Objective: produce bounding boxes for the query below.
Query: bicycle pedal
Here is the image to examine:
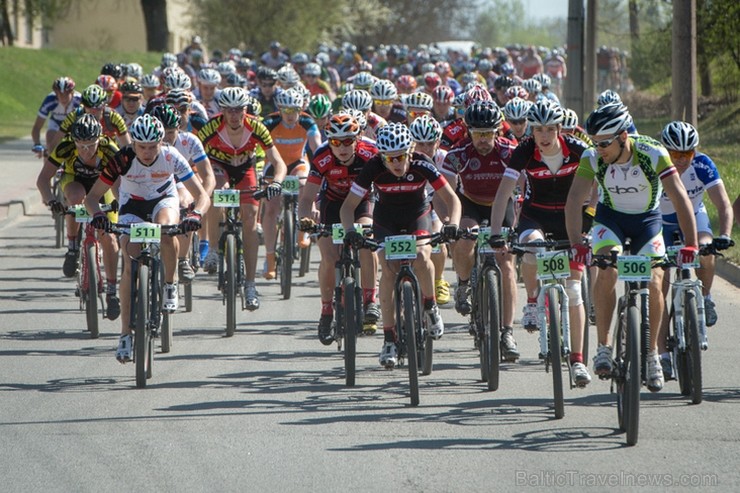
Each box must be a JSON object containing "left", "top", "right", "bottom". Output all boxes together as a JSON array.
[{"left": 361, "top": 323, "right": 377, "bottom": 336}]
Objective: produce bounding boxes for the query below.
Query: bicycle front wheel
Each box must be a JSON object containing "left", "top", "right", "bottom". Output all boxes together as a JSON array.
[
  {"left": 85, "top": 243, "right": 100, "bottom": 339},
  {"left": 401, "top": 281, "right": 420, "bottom": 406},
  {"left": 298, "top": 240, "right": 311, "bottom": 277},
  {"left": 225, "top": 234, "right": 237, "bottom": 337},
  {"left": 280, "top": 208, "right": 294, "bottom": 300},
  {"left": 135, "top": 264, "right": 151, "bottom": 389},
  {"left": 684, "top": 291, "right": 703, "bottom": 404},
  {"left": 581, "top": 270, "right": 591, "bottom": 362},
  {"left": 547, "top": 289, "right": 564, "bottom": 419},
  {"left": 343, "top": 277, "right": 357, "bottom": 387},
  {"left": 483, "top": 270, "right": 501, "bottom": 391},
  {"left": 619, "top": 304, "right": 641, "bottom": 446}
]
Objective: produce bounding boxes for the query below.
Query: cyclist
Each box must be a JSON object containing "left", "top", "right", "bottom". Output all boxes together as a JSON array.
[
  {"left": 370, "top": 79, "right": 406, "bottom": 124},
  {"left": 440, "top": 84, "right": 492, "bottom": 151},
  {"left": 198, "top": 87, "right": 287, "bottom": 310},
  {"left": 298, "top": 114, "right": 381, "bottom": 343},
  {"left": 195, "top": 68, "right": 223, "bottom": 118},
  {"left": 301, "top": 62, "right": 336, "bottom": 100},
  {"left": 503, "top": 97, "right": 532, "bottom": 142},
  {"left": 261, "top": 88, "right": 322, "bottom": 279},
  {"left": 657, "top": 121, "right": 733, "bottom": 340},
  {"left": 431, "top": 85, "right": 456, "bottom": 126},
  {"left": 35, "top": 114, "right": 122, "bottom": 319},
  {"left": 409, "top": 114, "right": 451, "bottom": 305},
  {"left": 564, "top": 103, "right": 698, "bottom": 392},
  {"left": 489, "top": 100, "right": 592, "bottom": 384},
  {"left": 306, "top": 94, "right": 332, "bottom": 141},
  {"left": 140, "top": 74, "right": 162, "bottom": 103},
  {"left": 85, "top": 114, "right": 210, "bottom": 362},
  {"left": 342, "top": 89, "right": 387, "bottom": 140},
  {"left": 340, "top": 122, "right": 461, "bottom": 368},
  {"left": 443, "top": 101, "right": 520, "bottom": 361},
  {"left": 560, "top": 108, "right": 592, "bottom": 146},
  {"left": 250, "top": 66, "right": 283, "bottom": 118},
  {"left": 116, "top": 81, "right": 145, "bottom": 128},
  {"left": 403, "top": 92, "right": 433, "bottom": 124},
  {"left": 60, "top": 84, "right": 131, "bottom": 148},
  {"left": 31, "top": 77, "right": 81, "bottom": 158}
]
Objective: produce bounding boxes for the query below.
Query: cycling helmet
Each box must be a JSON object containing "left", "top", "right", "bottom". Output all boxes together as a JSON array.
[
  {"left": 532, "top": 73, "right": 551, "bottom": 88},
  {"left": 245, "top": 96, "right": 262, "bottom": 116},
  {"left": 380, "top": 66, "right": 399, "bottom": 80},
  {"left": 463, "top": 84, "right": 493, "bottom": 108},
  {"left": 500, "top": 63, "right": 516, "bottom": 77},
  {"left": 81, "top": 84, "right": 107, "bottom": 108},
  {"left": 101, "top": 63, "right": 124, "bottom": 80},
  {"left": 396, "top": 75, "right": 417, "bottom": 92},
  {"left": 303, "top": 62, "right": 321, "bottom": 76},
  {"left": 198, "top": 68, "right": 222, "bottom": 85},
  {"left": 404, "top": 91, "right": 433, "bottom": 111},
  {"left": 522, "top": 78, "right": 542, "bottom": 95},
  {"left": 165, "top": 89, "right": 192, "bottom": 107},
  {"left": 160, "top": 52, "right": 178, "bottom": 68},
  {"left": 342, "top": 89, "right": 373, "bottom": 112},
  {"left": 325, "top": 113, "right": 360, "bottom": 138},
  {"left": 432, "top": 85, "right": 455, "bottom": 104},
  {"left": 218, "top": 86, "right": 249, "bottom": 108},
  {"left": 53, "top": 76, "right": 76, "bottom": 93},
  {"left": 277, "top": 65, "right": 300, "bottom": 87},
  {"left": 561, "top": 108, "right": 579, "bottom": 130},
  {"left": 120, "top": 81, "right": 143, "bottom": 94},
  {"left": 584, "top": 103, "right": 633, "bottom": 136},
  {"left": 95, "top": 74, "right": 118, "bottom": 93},
  {"left": 275, "top": 88, "right": 304, "bottom": 109},
  {"left": 478, "top": 59, "right": 493, "bottom": 73},
  {"left": 70, "top": 113, "right": 102, "bottom": 141},
  {"left": 307, "top": 94, "right": 332, "bottom": 119},
  {"left": 527, "top": 99, "right": 564, "bottom": 126},
  {"left": 216, "top": 61, "right": 237, "bottom": 75},
  {"left": 151, "top": 103, "right": 182, "bottom": 129},
  {"left": 505, "top": 85, "right": 529, "bottom": 100},
  {"left": 291, "top": 52, "right": 309, "bottom": 65},
  {"left": 435, "top": 61, "right": 451, "bottom": 75},
  {"left": 375, "top": 122, "right": 413, "bottom": 153},
  {"left": 420, "top": 62, "right": 436, "bottom": 75},
  {"left": 493, "top": 75, "right": 515, "bottom": 90},
  {"left": 164, "top": 71, "right": 192, "bottom": 90},
  {"left": 224, "top": 72, "right": 247, "bottom": 87},
  {"left": 130, "top": 114, "right": 164, "bottom": 142},
  {"left": 256, "top": 66, "right": 278, "bottom": 82},
  {"left": 227, "top": 47, "right": 242, "bottom": 60},
  {"left": 596, "top": 89, "right": 622, "bottom": 106},
  {"left": 352, "top": 72, "right": 375, "bottom": 91},
  {"left": 409, "top": 114, "right": 442, "bottom": 143},
  {"left": 125, "top": 63, "right": 143, "bottom": 80},
  {"left": 370, "top": 79, "right": 398, "bottom": 101},
  {"left": 339, "top": 108, "right": 367, "bottom": 130},
  {"left": 423, "top": 72, "right": 441, "bottom": 91},
  {"left": 503, "top": 97, "right": 533, "bottom": 121},
  {"left": 661, "top": 121, "right": 699, "bottom": 151},
  {"left": 140, "top": 74, "right": 160, "bottom": 89},
  {"left": 452, "top": 93, "right": 466, "bottom": 110},
  {"left": 465, "top": 100, "right": 504, "bottom": 129}
]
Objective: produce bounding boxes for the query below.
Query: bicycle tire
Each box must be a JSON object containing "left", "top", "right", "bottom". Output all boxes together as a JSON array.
[
  {"left": 483, "top": 270, "right": 501, "bottom": 391},
  {"left": 280, "top": 207, "right": 294, "bottom": 300},
  {"left": 225, "top": 234, "right": 237, "bottom": 337},
  {"left": 343, "top": 277, "right": 357, "bottom": 387},
  {"left": 85, "top": 242, "right": 100, "bottom": 339},
  {"left": 674, "top": 304, "right": 690, "bottom": 395},
  {"left": 684, "top": 291, "right": 703, "bottom": 404},
  {"left": 547, "top": 289, "right": 564, "bottom": 419},
  {"left": 580, "top": 270, "right": 590, "bottom": 363},
  {"left": 161, "top": 309, "right": 173, "bottom": 353},
  {"left": 623, "top": 304, "right": 641, "bottom": 446},
  {"left": 421, "top": 330, "right": 433, "bottom": 376},
  {"left": 401, "top": 281, "right": 420, "bottom": 406},
  {"left": 298, "top": 240, "right": 311, "bottom": 277},
  {"left": 184, "top": 282, "right": 193, "bottom": 313},
  {"left": 135, "top": 263, "right": 150, "bottom": 389},
  {"left": 54, "top": 182, "right": 64, "bottom": 248}
]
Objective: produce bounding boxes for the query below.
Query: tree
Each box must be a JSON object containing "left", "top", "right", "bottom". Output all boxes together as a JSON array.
[
  {"left": 471, "top": 0, "right": 566, "bottom": 49},
  {"left": 141, "top": 0, "right": 169, "bottom": 52},
  {"left": 0, "top": 0, "right": 12, "bottom": 46}
]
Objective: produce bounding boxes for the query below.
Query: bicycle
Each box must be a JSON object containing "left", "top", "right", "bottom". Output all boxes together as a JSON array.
[
  {"left": 592, "top": 248, "right": 663, "bottom": 446},
  {"left": 110, "top": 222, "right": 182, "bottom": 388},
  {"left": 52, "top": 169, "right": 65, "bottom": 249},
  {"left": 458, "top": 224, "right": 504, "bottom": 392},
  {"left": 182, "top": 230, "right": 200, "bottom": 313},
  {"left": 362, "top": 231, "right": 448, "bottom": 406},
  {"left": 664, "top": 239, "right": 734, "bottom": 404},
  {"left": 511, "top": 237, "right": 577, "bottom": 419},
  {"left": 212, "top": 186, "right": 266, "bottom": 337},
  {"left": 275, "top": 175, "right": 301, "bottom": 300}
]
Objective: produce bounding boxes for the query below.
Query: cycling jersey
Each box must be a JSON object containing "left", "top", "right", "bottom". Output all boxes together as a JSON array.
[
  {"left": 659, "top": 152, "right": 722, "bottom": 222},
  {"left": 116, "top": 106, "right": 145, "bottom": 128},
  {"left": 37, "top": 91, "right": 82, "bottom": 131},
  {"left": 172, "top": 131, "right": 208, "bottom": 167},
  {"left": 577, "top": 135, "right": 676, "bottom": 214},
  {"left": 48, "top": 135, "right": 119, "bottom": 188},
  {"left": 249, "top": 87, "right": 283, "bottom": 117},
  {"left": 198, "top": 114, "right": 272, "bottom": 169},
  {"left": 308, "top": 140, "right": 378, "bottom": 202},
  {"left": 440, "top": 119, "right": 467, "bottom": 150},
  {"left": 442, "top": 137, "right": 516, "bottom": 206},
  {"left": 60, "top": 107, "right": 128, "bottom": 139},
  {"left": 262, "top": 112, "right": 318, "bottom": 165}
]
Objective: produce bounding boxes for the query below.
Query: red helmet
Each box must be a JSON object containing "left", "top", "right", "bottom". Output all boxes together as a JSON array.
[{"left": 395, "top": 75, "right": 417, "bottom": 92}]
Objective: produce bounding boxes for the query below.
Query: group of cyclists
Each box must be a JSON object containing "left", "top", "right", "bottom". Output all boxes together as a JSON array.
[{"left": 32, "top": 38, "right": 734, "bottom": 394}]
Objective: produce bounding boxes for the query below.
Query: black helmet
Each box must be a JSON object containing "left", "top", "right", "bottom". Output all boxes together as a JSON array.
[
  {"left": 464, "top": 100, "right": 503, "bottom": 129},
  {"left": 585, "top": 103, "right": 633, "bottom": 136},
  {"left": 493, "top": 75, "right": 515, "bottom": 90},
  {"left": 151, "top": 103, "right": 182, "bottom": 130},
  {"left": 256, "top": 66, "right": 277, "bottom": 82},
  {"left": 101, "top": 62, "right": 124, "bottom": 80},
  {"left": 71, "top": 113, "right": 102, "bottom": 141},
  {"left": 120, "top": 81, "right": 142, "bottom": 95}
]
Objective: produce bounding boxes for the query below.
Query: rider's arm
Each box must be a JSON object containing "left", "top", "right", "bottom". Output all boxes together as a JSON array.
[
  {"left": 35, "top": 160, "right": 59, "bottom": 204},
  {"left": 182, "top": 174, "right": 210, "bottom": 215},
  {"left": 434, "top": 181, "right": 461, "bottom": 227},
  {"left": 195, "top": 156, "right": 216, "bottom": 196},
  {"left": 565, "top": 175, "right": 594, "bottom": 246},
  {"left": 31, "top": 115, "right": 47, "bottom": 155},
  {"left": 84, "top": 178, "right": 110, "bottom": 217},
  {"left": 706, "top": 182, "right": 734, "bottom": 237},
  {"left": 298, "top": 180, "right": 321, "bottom": 219},
  {"left": 339, "top": 189, "right": 364, "bottom": 232},
  {"left": 489, "top": 175, "right": 518, "bottom": 233},
  {"left": 265, "top": 146, "right": 287, "bottom": 183},
  {"left": 662, "top": 172, "right": 698, "bottom": 248},
  {"left": 117, "top": 131, "right": 132, "bottom": 147}
]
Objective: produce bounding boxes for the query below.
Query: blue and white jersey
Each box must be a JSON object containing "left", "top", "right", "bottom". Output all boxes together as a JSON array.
[
  {"left": 659, "top": 152, "right": 722, "bottom": 223},
  {"left": 37, "top": 91, "right": 82, "bottom": 131}
]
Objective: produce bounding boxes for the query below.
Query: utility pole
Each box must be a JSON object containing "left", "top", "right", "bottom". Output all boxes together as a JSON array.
[
  {"left": 672, "top": 0, "right": 697, "bottom": 125},
  {"left": 584, "top": 0, "right": 597, "bottom": 116},
  {"left": 565, "top": 0, "right": 585, "bottom": 118}
]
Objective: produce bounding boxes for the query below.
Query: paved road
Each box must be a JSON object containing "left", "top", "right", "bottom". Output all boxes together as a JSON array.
[{"left": 1, "top": 209, "right": 739, "bottom": 492}]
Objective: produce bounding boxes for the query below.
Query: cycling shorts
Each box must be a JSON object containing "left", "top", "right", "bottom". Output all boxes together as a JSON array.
[
  {"left": 662, "top": 207, "right": 712, "bottom": 246},
  {"left": 373, "top": 203, "right": 432, "bottom": 243},
  {"left": 262, "top": 159, "right": 309, "bottom": 180},
  {"left": 60, "top": 174, "right": 118, "bottom": 222},
  {"left": 119, "top": 195, "right": 180, "bottom": 226},
  {"left": 591, "top": 205, "right": 665, "bottom": 257},
  {"left": 319, "top": 197, "right": 372, "bottom": 226},
  {"left": 460, "top": 194, "right": 514, "bottom": 227},
  {"left": 213, "top": 163, "right": 259, "bottom": 206}
]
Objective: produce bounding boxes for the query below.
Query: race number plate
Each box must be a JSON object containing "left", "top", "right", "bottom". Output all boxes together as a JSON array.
[
  {"left": 617, "top": 255, "right": 652, "bottom": 281},
  {"left": 72, "top": 204, "right": 91, "bottom": 223},
  {"left": 130, "top": 222, "right": 161, "bottom": 244},
  {"left": 384, "top": 235, "right": 417, "bottom": 260},
  {"left": 332, "top": 223, "right": 363, "bottom": 245},
  {"left": 667, "top": 245, "right": 700, "bottom": 269},
  {"left": 536, "top": 250, "right": 570, "bottom": 280},
  {"left": 281, "top": 175, "right": 300, "bottom": 196},
  {"left": 213, "top": 189, "right": 240, "bottom": 208},
  {"left": 477, "top": 227, "right": 492, "bottom": 254}
]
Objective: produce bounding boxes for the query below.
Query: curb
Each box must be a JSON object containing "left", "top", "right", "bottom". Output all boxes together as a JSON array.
[{"left": 715, "top": 258, "right": 740, "bottom": 289}]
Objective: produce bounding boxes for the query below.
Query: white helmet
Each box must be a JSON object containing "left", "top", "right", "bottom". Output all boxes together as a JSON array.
[
  {"left": 130, "top": 114, "right": 164, "bottom": 143},
  {"left": 409, "top": 114, "right": 442, "bottom": 143},
  {"left": 376, "top": 122, "right": 413, "bottom": 153}
]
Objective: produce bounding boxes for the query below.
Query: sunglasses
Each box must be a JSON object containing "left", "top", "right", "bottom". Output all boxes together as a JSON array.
[
  {"left": 373, "top": 99, "right": 394, "bottom": 106},
  {"left": 408, "top": 110, "right": 429, "bottom": 118},
  {"left": 668, "top": 149, "right": 695, "bottom": 160},
  {"left": 382, "top": 153, "right": 409, "bottom": 164},
  {"left": 470, "top": 130, "right": 495, "bottom": 138},
  {"left": 509, "top": 119, "right": 526, "bottom": 125},
  {"left": 260, "top": 82, "right": 276, "bottom": 88},
  {"left": 75, "top": 141, "right": 99, "bottom": 151},
  {"left": 123, "top": 96, "right": 141, "bottom": 102},
  {"left": 593, "top": 134, "right": 620, "bottom": 149},
  {"left": 223, "top": 107, "right": 245, "bottom": 114},
  {"left": 329, "top": 137, "right": 356, "bottom": 147},
  {"left": 280, "top": 107, "right": 301, "bottom": 114}
]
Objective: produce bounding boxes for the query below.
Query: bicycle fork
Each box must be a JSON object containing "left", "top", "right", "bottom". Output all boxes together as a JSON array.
[
  {"left": 536, "top": 283, "right": 571, "bottom": 361},
  {"left": 672, "top": 279, "right": 707, "bottom": 351}
]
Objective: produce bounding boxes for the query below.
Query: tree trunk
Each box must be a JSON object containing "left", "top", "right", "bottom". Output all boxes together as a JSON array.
[
  {"left": 0, "top": 0, "right": 14, "bottom": 46},
  {"left": 697, "top": 42, "right": 712, "bottom": 97},
  {"left": 140, "top": 0, "right": 169, "bottom": 52},
  {"left": 628, "top": 0, "right": 639, "bottom": 39}
]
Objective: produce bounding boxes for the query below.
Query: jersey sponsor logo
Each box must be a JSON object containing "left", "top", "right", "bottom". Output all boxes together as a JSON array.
[
  {"left": 631, "top": 168, "right": 640, "bottom": 177},
  {"left": 468, "top": 157, "right": 481, "bottom": 171},
  {"left": 378, "top": 183, "right": 424, "bottom": 193},
  {"left": 328, "top": 167, "right": 347, "bottom": 177},
  {"left": 607, "top": 184, "right": 646, "bottom": 195},
  {"left": 596, "top": 227, "right": 608, "bottom": 239},
  {"left": 357, "top": 147, "right": 375, "bottom": 160},
  {"left": 317, "top": 154, "right": 333, "bottom": 167},
  {"left": 685, "top": 185, "right": 703, "bottom": 197}
]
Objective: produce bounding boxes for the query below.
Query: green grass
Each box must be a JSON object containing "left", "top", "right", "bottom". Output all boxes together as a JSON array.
[{"left": 0, "top": 47, "right": 161, "bottom": 141}]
